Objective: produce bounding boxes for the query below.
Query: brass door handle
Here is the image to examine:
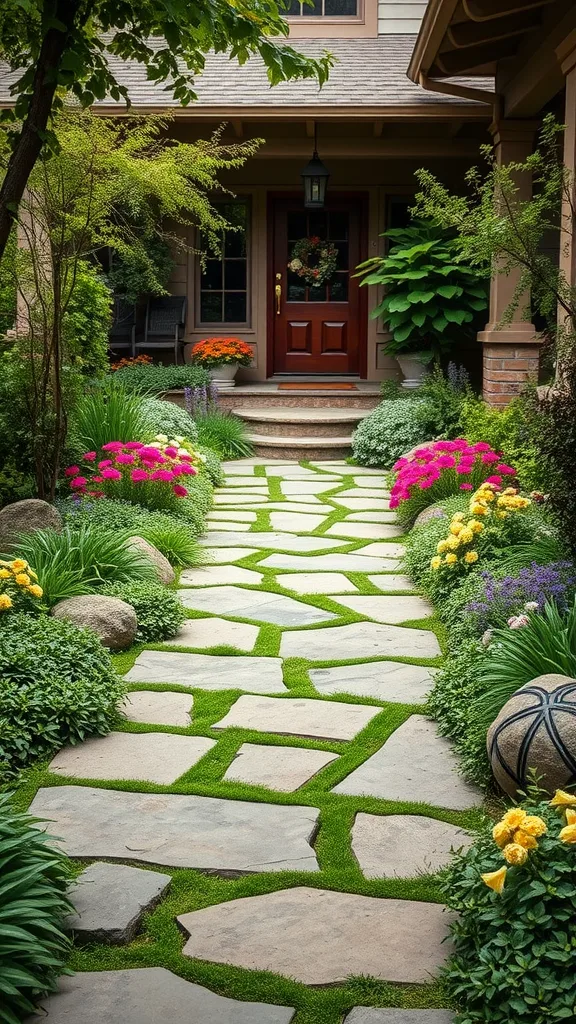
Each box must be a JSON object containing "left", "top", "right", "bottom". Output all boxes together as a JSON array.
[{"left": 275, "top": 274, "right": 282, "bottom": 315}]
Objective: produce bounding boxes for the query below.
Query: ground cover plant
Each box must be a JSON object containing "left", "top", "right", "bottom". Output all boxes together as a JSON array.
[
  {"left": 140, "top": 398, "right": 199, "bottom": 442},
  {"left": 352, "top": 398, "right": 427, "bottom": 468},
  {"left": 102, "top": 581, "right": 186, "bottom": 643},
  {"left": 67, "top": 382, "right": 153, "bottom": 458},
  {"left": 112, "top": 364, "right": 211, "bottom": 395},
  {"left": 60, "top": 497, "right": 204, "bottom": 558}
]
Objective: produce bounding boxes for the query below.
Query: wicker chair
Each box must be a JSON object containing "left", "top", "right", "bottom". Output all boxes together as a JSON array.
[
  {"left": 108, "top": 298, "right": 136, "bottom": 357},
  {"left": 138, "top": 296, "right": 187, "bottom": 364}
]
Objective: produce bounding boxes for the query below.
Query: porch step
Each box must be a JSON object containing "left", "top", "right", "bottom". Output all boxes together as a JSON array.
[
  {"left": 217, "top": 386, "right": 381, "bottom": 412},
  {"left": 247, "top": 433, "right": 355, "bottom": 461},
  {"left": 234, "top": 406, "right": 369, "bottom": 438}
]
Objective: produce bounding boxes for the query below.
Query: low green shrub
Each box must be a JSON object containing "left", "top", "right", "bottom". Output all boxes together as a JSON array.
[
  {"left": 63, "top": 260, "right": 112, "bottom": 378},
  {"left": 111, "top": 364, "right": 210, "bottom": 394},
  {"left": 428, "top": 638, "right": 492, "bottom": 788},
  {"left": 460, "top": 393, "right": 543, "bottom": 492},
  {"left": 195, "top": 444, "right": 223, "bottom": 486},
  {"left": 194, "top": 410, "right": 253, "bottom": 460},
  {"left": 140, "top": 397, "right": 199, "bottom": 442},
  {"left": 177, "top": 473, "right": 215, "bottom": 533},
  {"left": 0, "top": 613, "right": 125, "bottom": 777},
  {"left": 11, "top": 525, "right": 158, "bottom": 606},
  {"left": 102, "top": 581, "right": 186, "bottom": 642},
  {"left": 352, "top": 398, "right": 428, "bottom": 467},
  {"left": 402, "top": 495, "right": 469, "bottom": 602},
  {"left": 0, "top": 792, "right": 73, "bottom": 1023},
  {"left": 414, "top": 363, "right": 471, "bottom": 439},
  {"left": 0, "top": 460, "right": 33, "bottom": 509},
  {"left": 444, "top": 793, "right": 576, "bottom": 1024},
  {"left": 59, "top": 498, "right": 203, "bottom": 558}
]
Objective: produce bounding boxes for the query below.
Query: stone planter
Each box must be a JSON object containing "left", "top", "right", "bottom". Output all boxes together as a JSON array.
[
  {"left": 206, "top": 362, "right": 239, "bottom": 389},
  {"left": 396, "top": 354, "right": 428, "bottom": 390}
]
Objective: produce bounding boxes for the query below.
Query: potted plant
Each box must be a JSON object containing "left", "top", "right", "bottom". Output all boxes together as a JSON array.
[
  {"left": 355, "top": 221, "right": 488, "bottom": 388},
  {"left": 190, "top": 337, "right": 253, "bottom": 389}
]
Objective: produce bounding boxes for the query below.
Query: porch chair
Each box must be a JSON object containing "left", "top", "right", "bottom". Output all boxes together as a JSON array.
[
  {"left": 137, "top": 296, "right": 187, "bottom": 364},
  {"left": 108, "top": 298, "right": 136, "bottom": 358}
]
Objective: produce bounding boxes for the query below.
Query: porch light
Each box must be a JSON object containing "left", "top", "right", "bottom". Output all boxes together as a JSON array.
[{"left": 301, "top": 124, "right": 329, "bottom": 209}]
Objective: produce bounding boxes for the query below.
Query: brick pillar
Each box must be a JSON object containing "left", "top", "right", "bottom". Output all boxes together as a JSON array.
[{"left": 477, "top": 120, "right": 540, "bottom": 406}]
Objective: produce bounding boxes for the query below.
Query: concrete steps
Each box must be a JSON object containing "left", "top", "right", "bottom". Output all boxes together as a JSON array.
[{"left": 233, "top": 406, "right": 370, "bottom": 460}]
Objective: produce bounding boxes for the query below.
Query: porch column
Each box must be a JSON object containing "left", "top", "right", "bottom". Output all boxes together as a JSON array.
[
  {"left": 556, "top": 33, "right": 576, "bottom": 313},
  {"left": 478, "top": 120, "right": 539, "bottom": 407}
]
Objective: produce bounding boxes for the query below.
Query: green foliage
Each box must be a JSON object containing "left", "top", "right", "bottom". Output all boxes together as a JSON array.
[
  {"left": 59, "top": 498, "right": 202, "bottom": 562},
  {"left": 444, "top": 797, "right": 576, "bottom": 1024},
  {"left": 177, "top": 474, "right": 215, "bottom": 534},
  {"left": 112, "top": 363, "right": 210, "bottom": 395},
  {"left": 10, "top": 525, "right": 158, "bottom": 606},
  {"left": 107, "top": 235, "right": 174, "bottom": 305},
  {"left": 194, "top": 410, "right": 253, "bottom": 459},
  {"left": 0, "top": 230, "right": 16, "bottom": 335},
  {"left": 140, "top": 397, "right": 199, "bottom": 442},
  {"left": 0, "top": 792, "right": 73, "bottom": 1023},
  {"left": 67, "top": 381, "right": 152, "bottom": 458},
  {"left": 402, "top": 496, "right": 470, "bottom": 604},
  {"left": 194, "top": 444, "right": 223, "bottom": 486},
  {"left": 531, "top": 359, "right": 576, "bottom": 550},
  {"left": 102, "top": 580, "right": 186, "bottom": 642},
  {"left": 62, "top": 261, "right": 112, "bottom": 378},
  {"left": 352, "top": 399, "right": 428, "bottom": 468},
  {"left": 355, "top": 220, "right": 487, "bottom": 358},
  {"left": 415, "top": 363, "right": 471, "bottom": 439},
  {"left": 0, "top": 613, "right": 124, "bottom": 778},
  {"left": 460, "top": 394, "right": 544, "bottom": 492},
  {"left": 0, "top": 461, "right": 33, "bottom": 509}
]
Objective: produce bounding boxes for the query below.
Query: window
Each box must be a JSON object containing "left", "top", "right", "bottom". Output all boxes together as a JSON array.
[
  {"left": 198, "top": 201, "right": 249, "bottom": 326},
  {"left": 287, "top": 0, "right": 358, "bottom": 16}
]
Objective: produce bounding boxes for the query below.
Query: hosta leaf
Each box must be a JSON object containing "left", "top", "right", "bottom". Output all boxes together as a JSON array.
[{"left": 407, "top": 290, "right": 435, "bottom": 304}]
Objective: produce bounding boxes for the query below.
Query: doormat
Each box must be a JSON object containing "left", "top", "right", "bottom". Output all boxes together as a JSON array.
[{"left": 277, "top": 382, "right": 358, "bottom": 390}]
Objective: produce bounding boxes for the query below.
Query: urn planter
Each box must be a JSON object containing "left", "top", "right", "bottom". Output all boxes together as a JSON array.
[{"left": 206, "top": 362, "right": 239, "bottom": 389}]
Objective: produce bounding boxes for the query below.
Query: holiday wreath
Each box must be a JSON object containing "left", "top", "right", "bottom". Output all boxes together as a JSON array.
[{"left": 288, "top": 236, "right": 338, "bottom": 286}]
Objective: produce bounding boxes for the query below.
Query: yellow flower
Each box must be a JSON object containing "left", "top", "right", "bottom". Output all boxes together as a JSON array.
[
  {"left": 549, "top": 789, "right": 576, "bottom": 807},
  {"left": 559, "top": 823, "right": 576, "bottom": 844},
  {"left": 437, "top": 540, "right": 448, "bottom": 554},
  {"left": 468, "top": 520, "right": 484, "bottom": 534},
  {"left": 11, "top": 559, "right": 27, "bottom": 572},
  {"left": 0, "top": 568, "right": 10, "bottom": 579},
  {"left": 496, "top": 510, "right": 508, "bottom": 519},
  {"left": 513, "top": 830, "right": 538, "bottom": 850},
  {"left": 471, "top": 503, "right": 487, "bottom": 516},
  {"left": 492, "top": 821, "right": 512, "bottom": 849},
  {"left": 28, "top": 584, "right": 43, "bottom": 598},
  {"left": 0, "top": 594, "right": 13, "bottom": 610},
  {"left": 459, "top": 528, "right": 474, "bottom": 544},
  {"left": 446, "top": 535, "right": 460, "bottom": 550},
  {"left": 445, "top": 553, "right": 458, "bottom": 565},
  {"left": 464, "top": 550, "right": 479, "bottom": 564},
  {"left": 15, "top": 573, "right": 30, "bottom": 586},
  {"left": 565, "top": 808, "right": 576, "bottom": 825},
  {"left": 502, "top": 842, "right": 528, "bottom": 865},
  {"left": 481, "top": 866, "right": 507, "bottom": 893},
  {"left": 430, "top": 556, "right": 442, "bottom": 570},
  {"left": 501, "top": 807, "right": 528, "bottom": 829},
  {"left": 452, "top": 513, "right": 465, "bottom": 523},
  {"left": 483, "top": 491, "right": 495, "bottom": 503},
  {"left": 450, "top": 523, "right": 462, "bottom": 536},
  {"left": 521, "top": 815, "right": 547, "bottom": 837}
]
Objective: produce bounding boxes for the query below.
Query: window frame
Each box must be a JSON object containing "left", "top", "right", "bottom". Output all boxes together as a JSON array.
[
  {"left": 286, "top": 0, "right": 362, "bottom": 22},
  {"left": 195, "top": 197, "right": 251, "bottom": 330},
  {"left": 285, "top": 0, "right": 377, "bottom": 36}
]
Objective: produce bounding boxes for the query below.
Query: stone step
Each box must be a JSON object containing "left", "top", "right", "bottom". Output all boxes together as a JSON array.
[
  {"left": 233, "top": 406, "right": 369, "bottom": 438},
  {"left": 248, "top": 433, "right": 355, "bottom": 460},
  {"left": 217, "top": 386, "right": 381, "bottom": 411}
]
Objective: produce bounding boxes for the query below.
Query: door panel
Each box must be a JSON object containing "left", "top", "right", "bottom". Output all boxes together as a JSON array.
[{"left": 272, "top": 198, "right": 365, "bottom": 375}]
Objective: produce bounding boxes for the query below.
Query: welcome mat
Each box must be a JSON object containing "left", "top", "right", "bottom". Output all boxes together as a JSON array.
[{"left": 277, "top": 382, "right": 358, "bottom": 390}]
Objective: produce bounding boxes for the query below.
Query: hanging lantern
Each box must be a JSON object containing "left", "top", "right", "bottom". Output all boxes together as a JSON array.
[{"left": 301, "top": 124, "right": 329, "bottom": 209}]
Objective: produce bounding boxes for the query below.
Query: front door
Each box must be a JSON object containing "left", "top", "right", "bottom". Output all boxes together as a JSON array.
[{"left": 271, "top": 197, "right": 366, "bottom": 375}]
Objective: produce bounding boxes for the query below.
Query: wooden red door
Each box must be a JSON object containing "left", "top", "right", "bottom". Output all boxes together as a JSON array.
[{"left": 271, "top": 197, "right": 366, "bottom": 375}]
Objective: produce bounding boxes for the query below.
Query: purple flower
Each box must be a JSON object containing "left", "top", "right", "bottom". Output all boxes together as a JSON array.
[{"left": 465, "top": 561, "right": 576, "bottom": 634}]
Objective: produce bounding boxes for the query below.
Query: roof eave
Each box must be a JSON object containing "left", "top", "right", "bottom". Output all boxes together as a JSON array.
[{"left": 407, "top": 0, "right": 461, "bottom": 83}]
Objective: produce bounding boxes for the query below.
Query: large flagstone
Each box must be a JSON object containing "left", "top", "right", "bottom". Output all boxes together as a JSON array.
[
  {"left": 368, "top": 574, "right": 415, "bottom": 592},
  {"left": 281, "top": 480, "right": 341, "bottom": 496},
  {"left": 214, "top": 492, "right": 268, "bottom": 505},
  {"left": 347, "top": 511, "right": 398, "bottom": 523},
  {"left": 177, "top": 585, "right": 337, "bottom": 626},
  {"left": 270, "top": 511, "right": 327, "bottom": 533},
  {"left": 202, "top": 520, "right": 252, "bottom": 532},
  {"left": 208, "top": 510, "right": 257, "bottom": 522},
  {"left": 28, "top": 970, "right": 296, "bottom": 1024},
  {"left": 48, "top": 732, "right": 215, "bottom": 785},
  {"left": 326, "top": 522, "right": 403, "bottom": 540},
  {"left": 309, "top": 463, "right": 386, "bottom": 475},
  {"left": 201, "top": 547, "right": 258, "bottom": 563},
  {"left": 29, "top": 787, "right": 320, "bottom": 872},
  {"left": 162, "top": 617, "right": 259, "bottom": 652},
  {"left": 221, "top": 462, "right": 256, "bottom": 475},
  {"left": 279, "top": 571, "right": 358, "bottom": 595},
  {"left": 333, "top": 595, "right": 434, "bottom": 624},
  {"left": 221, "top": 477, "right": 271, "bottom": 488},
  {"left": 261, "top": 552, "right": 401, "bottom": 572},
  {"left": 280, "top": 621, "right": 441, "bottom": 660},
  {"left": 333, "top": 715, "right": 482, "bottom": 809},
  {"left": 357, "top": 542, "right": 406, "bottom": 558},
  {"left": 125, "top": 650, "right": 286, "bottom": 692},
  {"left": 200, "top": 532, "right": 347, "bottom": 552},
  {"left": 351, "top": 813, "right": 472, "bottom": 879},
  {"left": 345, "top": 1011, "right": 454, "bottom": 1023},
  {"left": 309, "top": 662, "right": 434, "bottom": 703},
  {"left": 332, "top": 497, "right": 391, "bottom": 511},
  {"left": 223, "top": 743, "right": 339, "bottom": 791},
  {"left": 341, "top": 488, "right": 391, "bottom": 499},
  {"left": 213, "top": 694, "right": 381, "bottom": 741},
  {"left": 123, "top": 690, "right": 193, "bottom": 727},
  {"left": 66, "top": 862, "right": 170, "bottom": 945},
  {"left": 231, "top": 501, "right": 326, "bottom": 514},
  {"left": 179, "top": 564, "right": 263, "bottom": 586},
  {"left": 177, "top": 887, "right": 453, "bottom": 984}
]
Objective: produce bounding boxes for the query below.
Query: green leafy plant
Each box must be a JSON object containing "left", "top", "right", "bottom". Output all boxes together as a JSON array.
[
  {"left": 0, "top": 792, "right": 73, "bottom": 1024},
  {"left": 102, "top": 581, "right": 186, "bottom": 642},
  {"left": 0, "top": 461, "right": 33, "bottom": 509},
  {"left": 194, "top": 444, "right": 223, "bottom": 486},
  {"left": 415, "top": 363, "right": 471, "bottom": 439},
  {"left": 67, "top": 381, "right": 152, "bottom": 458},
  {"left": 355, "top": 220, "right": 487, "bottom": 359},
  {"left": 194, "top": 410, "right": 253, "bottom": 459},
  {"left": 112, "top": 363, "right": 210, "bottom": 395},
  {"left": 11, "top": 525, "right": 158, "bottom": 606},
  {"left": 140, "top": 398, "right": 199, "bottom": 442},
  {"left": 59, "top": 498, "right": 202, "bottom": 563},
  {"left": 62, "top": 261, "right": 112, "bottom": 378},
  {"left": 460, "top": 393, "right": 544, "bottom": 493},
  {"left": 351, "top": 398, "right": 428, "bottom": 468},
  {"left": 0, "top": 613, "right": 125, "bottom": 777}
]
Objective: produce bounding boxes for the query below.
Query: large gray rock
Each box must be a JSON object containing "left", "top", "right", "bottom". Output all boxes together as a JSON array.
[
  {"left": 51, "top": 594, "right": 137, "bottom": 650},
  {"left": 487, "top": 673, "right": 576, "bottom": 797},
  {"left": 0, "top": 498, "right": 62, "bottom": 549},
  {"left": 414, "top": 506, "right": 447, "bottom": 528},
  {"left": 345, "top": 1012, "right": 454, "bottom": 1023},
  {"left": 128, "top": 535, "right": 175, "bottom": 584},
  {"left": 351, "top": 813, "right": 472, "bottom": 879},
  {"left": 213, "top": 694, "right": 382, "bottom": 742},
  {"left": 48, "top": 731, "right": 215, "bottom": 785},
  {"left": 66, "top": 862, "right": 170, "bottom": 944},
  {"left": 27, "top": 969, "right": 296, "bottom": 1024}
]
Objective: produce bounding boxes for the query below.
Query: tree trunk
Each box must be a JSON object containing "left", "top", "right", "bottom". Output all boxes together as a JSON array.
[{"left": 0, "top": 0, "right": 79, "bottom": 262}]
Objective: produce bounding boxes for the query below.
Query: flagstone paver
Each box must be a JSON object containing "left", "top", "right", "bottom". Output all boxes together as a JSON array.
[
  {"left": 29, "top": 969, "right": 296, "bottom": 1024},
  {"left": 310, "top": 462, "right": 386, "bottom": 475},
  {"left": 29, "top": 787, "right": 321, "bottom": 872},
  {"left": 326, "top": 522, "right": 404, "bottom": 540},
  {"left": 208, "top": 509, "right": 258, "bottom": 522},
  {"left": 279, "top": 571, "right": 359, "bottom": 594},
  {"left": 48, "top": 732, "right": 215, "bottom": 785},
  {"left": 333, "top": 595, "right": 434, "bottom": 624},
  {"left": 221, "top": 462, "right": 257, "bottom": 474},
  {"left": 162, "top": 617, "right": 259, "bottom": 652},
  {"left": 66, "top": 862, "right": 170, "bottom": 944},
  {"left": 345, "top": 1012, "right": 454, "bottom": 1023},
  {"left": 261, "top": 552, "right": 401, "bottom": 572},
  {"left": 368, "top": 573, "right": 415, "bottom": 591},
  {"left": 123, "top": 690, "right": 193, "bottom": 727},
  {"left": 201, "top": 520, "right": 252, "bottom": 531},
  {"left": 341, "top": 488, "right": 392, "bottom": 499},
  {"left": 281, "top": 480, "right": 341, "bottom": 496},
  {"left": 177, "top": 585, "right": 338, "bottom": 626},
  {"left": 239, "top": 500, "right": 327, "bottom": 514},
  {"left": 332, "top": 496, "right": 392, "bottom": 510},
  {"left": 213, "top": 694, "right": 382, "bottom": 741},
  {"left": 347, "top": 511, "right": 398, "bottom": 522},
  {"left": 177, "top": 888, "right": 453, "bottom": 984},
  {"left": 352, "top": 477, "right": 390, "bottom": 489},
  {"left": 201, "top": 532, "right": 347, "bottom": 552},
  {"left": 309, "top": 662, "right": 434, "bottom": 703},
  {"left": 180, "top": 564, "right": 263, "bottom": 586},
  {"left": 333, "top": 716, "right": 482, "bottom": 809},
  {"left": 220, "top": 477, "right": 272, "bottom": 488},
  {"left": 200, "top": 546, "right": 258, "bottom": 563},
  {"left": 280, "top": 621, "right": 441, "bottom": 660},
  {"left": 214, "top": 492, "right": 269, "bottom": 505},
  {"left": 125, "top": 651, "right": 286, "bottom": 692},
  {"left": 357, "top": 542, "right": 406, "bottom": 558},
  {"left": 351, "top": 814, "right": 473, "bottom": 879},
  {"left": 270, "top": 511, "right": 327, "bottom": 532},
  {"left": 223, "top": 743, "right": 339, "bottom": 791}
]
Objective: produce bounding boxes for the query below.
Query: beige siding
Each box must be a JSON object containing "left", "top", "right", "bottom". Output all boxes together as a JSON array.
[{"left": 378, "top": 1, "right": 426, "bottom": 34}]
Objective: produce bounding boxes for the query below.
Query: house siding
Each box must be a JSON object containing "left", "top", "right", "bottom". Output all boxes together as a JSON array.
[{"left": 378, "top": 1, "right": 426, "bottom": 34}]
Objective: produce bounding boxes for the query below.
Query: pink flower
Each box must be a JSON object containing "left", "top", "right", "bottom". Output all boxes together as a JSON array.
[
  {"left": 102, "top": 441, "right": 124, "bottom": 452},
  {"left": 150, "top": 470, "right": 174, "bottom": 482},
  {"left": 164, "top": 446, "right": 178, "bottom": 458},
  {"left": 497, "top": 463, "right": 517, "bottom": 475},
  {"left": 434, "top": 440, "right": 457, "bottom": 452},
  {"left": 180, "top": 464, "right": 197, "bottom": 476},
  {"left": 70, "top": 476, "right": 87, "bottom": 489},
  {"left": 420, "top": 479, "right": 434, "bottom": 489},
  {"left": 92, "top": 475, "right": 103, "bottom": 484},
  {"left": 471, "top": 442, "right": 492, "bottom": 452},
  {"left": 139, "top": 447, "right": 162, "bottom": 460},
  {"left": 83, "top": 451, "right": 97, "bottom": 461},
  {"left": 179, "top": 453, "right": 193, "bottom": 462},
  {"left": 456, "top": 463, "right": 473, "bottom": 475},
  {"left": 173, "top": 484, "right": 188, "bottom": 497},
  {"left": 171, "top": 465, "right": 184, "bottom": 477},
  {"left": 65, "top": 465, "right": 80, "bottom": 477},
  {"left": 485, "top": 475, "right": 503, "bottom": 486},
  {"left": 481, "top": 452, "right": 499, "bottom": 464},
  {"left": 436, "top": 455, "right": 456, "bottom": 469},
  {"left": 98, "top": 459, "right": 113, "bottom": 469},
  {"left": 460, "top": 483, "right": 473, "bottom": 491},
  {"left": 101, "top": 467, "right": 122, "bottom": 481},
  {"left": 131, "top": 469, "right": 149, "bottom": 482},
  {"left": 124, "top": 441, "right": 144, "bottom": 450},
  {"left": 116, "top": 453, "right": 135, "bottom": 465},
  {"left": 393, "top": 458, "right": 409, "bottom": 470}
]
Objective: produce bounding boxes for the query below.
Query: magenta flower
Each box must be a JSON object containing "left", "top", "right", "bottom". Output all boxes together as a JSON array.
[
  {"left": 460, "top": 483, "right": 473, "bottom": 491},
  {"left": 150, "top": 470, "right": 174, "bottom": 482},
  {"left": 164, "top": 446, "right": 178, "bottom": 458},
  {"left": 92, "top": 475, "right": 104, "bottom": 484},
  {"left": 116, "top": 453, "right": 135, "bottom": 465},
  {"left": 101, "top": 467, "right": 122, "bottom": 481},
  {"left": 65, "top": 465, "right": 80, "bottom": 477},
  {"left": 131, "top": 469, "right": 150, "bottom": 482},
  {"left": 70, "top": 476, "right": 87, "bottom": 489},
  {"left": 180, "top": 464, "right": 197, "bottom": 476},
  {"left": 485, "top": 475, "right": 503, "bottom": 486},
  {"left": 98, "top": 459, "right": 113, "bottom": 469},
  {"left": 139, "top": 447, "right": 162, "bottom": 460},
  {"left": 173, "top": 484, "right": 188, "bottom": 497},
  {"left": 497, "top": 463, "right": 517, "bottom": 475},
  {"left": 179, "top": 453, "right": 193, "bottom": 462},
  {"left": 83, "top": 451, "right": 97, "bottom": 461},
  {"left": 102, "top": 441, "right": 124, "bottom": 452},
  {"left": 481, "top": 452, "right": 500, "bottom": 464},
  {"left": 436, "top": 455, "right": 456, "bottom": 469},
  {"left": 124, "top": 441, "right": 144, "bottom": 450},
  {"left": 471, "top": 442, "right": 492, "bottom": 452}
]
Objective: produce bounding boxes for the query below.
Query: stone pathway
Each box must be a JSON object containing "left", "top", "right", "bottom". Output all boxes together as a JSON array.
[{"left": 29, "top": 459, "right": 481, "bottom": 1023}]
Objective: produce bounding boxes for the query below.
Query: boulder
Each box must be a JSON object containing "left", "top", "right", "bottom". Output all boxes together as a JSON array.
[
  {"left": 487, "top": 673, "right": 576, "bottom": 797},
  {"left": 0, "top": 498, "right": 62, "bottom": 549},
  {"left": 414, "top": 506, "right": 447, "bottom": 529},
  {"left": 52, "top": 595, "right": 137, "bottom": 651},
  {"left": 128, "top": 536, "right": 175, "bottom": 585}
]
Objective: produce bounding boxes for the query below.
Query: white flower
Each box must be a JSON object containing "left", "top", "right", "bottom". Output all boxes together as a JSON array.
[
  {"left": 481, "top": 629, "right": 493, "bottom": 648},
  {"left": 174, "top": 435, "right": 184, "bottom": 444},
  {"left": 155, "top": 434, "right": 168, "bottom": 443},
  {"left": 177, "top": 447, "right": 189, "bottom": 456},
  {"left": 508, "top": 614, "right": 530, "bottom": 630},
  {"left": 524, "top": 601, "right": 539, "bottom": 612}
]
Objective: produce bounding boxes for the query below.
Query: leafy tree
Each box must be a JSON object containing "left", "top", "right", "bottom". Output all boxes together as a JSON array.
[{"left": 0, "top": 0, "right": 332, "bottom": 262}]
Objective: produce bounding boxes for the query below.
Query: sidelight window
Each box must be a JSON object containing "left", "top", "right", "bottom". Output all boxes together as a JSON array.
[{"left": 198, "top": 200, "right": 249, "bottom": 326}]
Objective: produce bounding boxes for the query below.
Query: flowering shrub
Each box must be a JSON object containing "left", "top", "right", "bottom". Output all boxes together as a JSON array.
[
  {"left": 0, "top": 558, "right": 43, "bottom": 614},
  {"left": 152, "top": 434, "right": 207, "bottom": 472},
  {"left": 110, "top": 353, "right": 152, "bottom": 371},
  {"left": 465, "top": 561, "right": 576, "bottom": 635},
  {"left": 65, "top": 440, "right": 198, "bottom": 513},
  {"left": 444, "top": 791, "right": 576, "bottom": 1023},
  {"left": 391, "top": 438, "right": 517, "bottom": 526},
  {"left": 351, "top": 399, "right": 428, "bottom": 467},
  {"left": 190, "top": 337, "right": 253, "bottom": 369},
  {"left": 430, "top": 482, "right": 531, "bottom": 576}
]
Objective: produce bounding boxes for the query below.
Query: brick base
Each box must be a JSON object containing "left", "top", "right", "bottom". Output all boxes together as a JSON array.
[{"left": 482, "top": 343, "right": 540, "bottom": 406}]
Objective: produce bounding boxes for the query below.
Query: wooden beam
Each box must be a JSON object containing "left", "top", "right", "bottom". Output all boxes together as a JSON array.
[
  {"left": 373, "top": 120, "right": 383, "bottom": 137},
  {"left": 463, "top": 0, "right": 554, "bottom": 22},
  {"left": 436, "top": 36, "right": 519, "bottom": 74},
  {"left": 231, "top": 120, "right": 243, "bottom": 138},
  {"left": 306, "top": 120, "right": 315, "bottom": 138},
  {"left": 445, "top": 10, "right": 541, "bottom": 50}
]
